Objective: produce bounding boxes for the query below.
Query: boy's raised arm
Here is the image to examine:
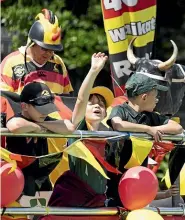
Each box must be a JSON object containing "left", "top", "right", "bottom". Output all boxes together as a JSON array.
[{"left": 72, "top": 52, "right": 108, "bottom": 127}]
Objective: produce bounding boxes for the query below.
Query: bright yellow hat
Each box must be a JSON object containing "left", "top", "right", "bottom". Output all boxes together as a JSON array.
[{"left": 90, "top": 86, "right": 114, "bottom": 108}]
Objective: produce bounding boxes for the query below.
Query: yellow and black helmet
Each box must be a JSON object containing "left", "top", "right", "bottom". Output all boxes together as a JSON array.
[{"left": 28, "top": 9, "right": 63, "bottom": 51}]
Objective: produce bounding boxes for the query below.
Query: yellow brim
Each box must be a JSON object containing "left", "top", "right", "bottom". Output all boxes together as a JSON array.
[{"left": 90, "top": 86, "right": 114, "bottom": 107}]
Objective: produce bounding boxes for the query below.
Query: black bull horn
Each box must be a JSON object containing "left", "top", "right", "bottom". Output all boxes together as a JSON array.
[{"left": 127, "top": 38, "right": 178, "bottom": 71}]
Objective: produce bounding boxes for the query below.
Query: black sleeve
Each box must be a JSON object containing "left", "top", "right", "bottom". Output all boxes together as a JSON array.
[
  {"left": 106, "top": 105, "right": 126, "bottom": 129},
  {"left": 44, "top": 116, "right": 58, "bottom": 122},
  {"left": 6, "top": 113, "right": 23, "bottom": 124},
  {"left": 150, "top": 112, "right": 169, "bottom": 126}
]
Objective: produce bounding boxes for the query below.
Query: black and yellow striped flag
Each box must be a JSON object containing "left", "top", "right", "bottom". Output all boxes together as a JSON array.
[{"left": 101, "top": 0, "right": 156, "bottom": 96}]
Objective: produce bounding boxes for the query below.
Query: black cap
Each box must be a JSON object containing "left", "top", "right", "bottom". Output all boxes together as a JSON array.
[{"left": 20, "top": 82, "right": 58, "bottom": 115}]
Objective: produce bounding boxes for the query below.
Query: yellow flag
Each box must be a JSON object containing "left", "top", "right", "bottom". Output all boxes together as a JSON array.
[
  {"left": 64, "top": 140, "right": 109, "bottom": 179},
  {"left": 163, "top": 163, "right": 185, "bottom": 195},
  {"left": 0, "top": 146, "right": 17, "bottom": 173},
  {"left": 4, "top": 201, "right": 28, "bottom": 219},
  {"left": 102, "top": 106, "right": 112, "bottom": 128},
  {"left": 48, "top": 111, "right": 69, "bottom": 185},
  {"left": 124, "top": 137, "right": 153, "bottom": 169}
]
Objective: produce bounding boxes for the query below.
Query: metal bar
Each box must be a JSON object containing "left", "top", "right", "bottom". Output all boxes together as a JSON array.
[
  {"left": 147, "top": 207, "right": 185, "bottom": 216},
  {"left": 1, "top": 128, "right": 185, "bottom": 141},
  {"left": 0, "top": 207, "right": 118, "bottom": 216},
  {"left": 0, "top": 129, "right": 128, "bottom": 138},
  {"left": 0, "top": 207, "right": 185, "bottom": 216}
]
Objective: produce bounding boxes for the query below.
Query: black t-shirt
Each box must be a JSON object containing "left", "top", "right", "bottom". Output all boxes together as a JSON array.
[
  {"left": 106, "top": 102, "right": 169, "bottom": 169},
  {"left": 105, "top": 103, "right": 169, "bottom": 206},
  {"left": 6, "top": 113, "right": 56, "bottom": 196},
  {"left": 6, "top": 113, "right": 56, "bottom": 155},
  {"left": 107, "top": 102, "right": 169, "bottom": 127}
]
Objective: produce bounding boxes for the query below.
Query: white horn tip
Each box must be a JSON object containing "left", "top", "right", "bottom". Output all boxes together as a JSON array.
[{"left": 170, "top": 40, "right": 178, "bottom": 51}]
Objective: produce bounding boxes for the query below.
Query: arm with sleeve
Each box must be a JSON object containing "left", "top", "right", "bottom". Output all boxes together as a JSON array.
[
  {"left": 1, "top": 57, "right": 15, "bottom": 92},
  {"left": 6, "top": 114, "right": 41, "bottom": 133},
  {"left": 107, "top": 105, "right": 150, "bottom": 133},
  {"left": 107, "top": 105, "right": 126, "bottom": 129},
  {"left": 38, "top": 116, "right": 75, "bottom": 134},
  {"left": 150, "top": 112, "right": 183, "bottom": 134}
]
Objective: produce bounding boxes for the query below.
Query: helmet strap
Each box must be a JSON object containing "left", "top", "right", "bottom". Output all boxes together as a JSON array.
[{"left": 24, "top": 40, "right": 33, "bottom": 78}]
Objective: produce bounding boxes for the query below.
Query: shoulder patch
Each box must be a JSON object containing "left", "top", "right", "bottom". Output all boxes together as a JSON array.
[{"left": 12, "top": 64, "right": 25, "bottom": 79}]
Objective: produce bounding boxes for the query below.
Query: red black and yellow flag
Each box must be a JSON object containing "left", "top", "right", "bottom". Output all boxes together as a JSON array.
[{"left": 101, "top": 0, "right": 156, "bottom": 96}]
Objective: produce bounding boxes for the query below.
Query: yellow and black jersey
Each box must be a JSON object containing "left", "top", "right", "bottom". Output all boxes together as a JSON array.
[{"left": 1, "top": 46, "right": 73, "bottom": 94}]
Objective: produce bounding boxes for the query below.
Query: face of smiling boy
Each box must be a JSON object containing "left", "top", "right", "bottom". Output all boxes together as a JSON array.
[{"left": 85, "top": 94, "right": 107, "bottom": 124}]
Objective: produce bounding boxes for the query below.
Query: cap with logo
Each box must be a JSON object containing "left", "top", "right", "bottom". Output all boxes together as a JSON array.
[
  {"left": 20, "top": 82, "right": 58, "bottom": 114},
  {"left": 125, "top": 73, "right": 168, "bottom": 97}
]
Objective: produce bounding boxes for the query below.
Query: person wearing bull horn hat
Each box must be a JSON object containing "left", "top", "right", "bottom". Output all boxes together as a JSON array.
[
  {"left": 1, "top": 8, "right": 73, "bottom": 95},
  {"left": 106, "top": 72, "right": 183, "bottom": 206}
]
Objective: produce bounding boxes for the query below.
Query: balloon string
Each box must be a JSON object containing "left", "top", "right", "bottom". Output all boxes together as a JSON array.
[
  {"left": 1, "top": 207, "right": 6, "bottom": 216},
  {"left": 150, "top": 206, "right": 161, "bottom": 214}
]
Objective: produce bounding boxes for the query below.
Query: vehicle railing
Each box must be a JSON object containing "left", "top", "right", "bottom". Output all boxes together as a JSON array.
[
  {"left": 0, "top": 206, "right": 185, "bottom": 216},
  {"left": 0, "top": 129, "right": 185, "bottom": 216},
  {"left": 1, "top": 128, "right": 185, "bottom": 141}
]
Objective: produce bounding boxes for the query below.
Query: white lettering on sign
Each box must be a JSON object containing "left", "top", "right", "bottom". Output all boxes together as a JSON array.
[
  {"left": 108, "top": 27, "right": 126, "bottom": 42},
  {"left": 104, "top": 0, "right": 138, "bottom": 11},
  {"left": 113, "top": 60, "right": 132, "bottom": 78},
  {"left": 108, "top": 17, "right": 156, "bottom": 43},
  {"left": 122, "top": 0, "right": 138, "bottom": 7},
  {"left": 113, "top": 52, "right": 152, "bottom": 78}
]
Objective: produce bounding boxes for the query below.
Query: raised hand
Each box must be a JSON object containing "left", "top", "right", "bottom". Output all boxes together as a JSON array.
[
  {"left": 71, "top": 52, "right": 108, "bottom": 127},
  {"left": 91, "top": 52, "right": 108, "bottom": 73}
]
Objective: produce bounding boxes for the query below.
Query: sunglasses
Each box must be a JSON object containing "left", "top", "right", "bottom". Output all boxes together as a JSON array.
[
  {"left": 40, "top": 46, "right": 54, "bottom": 53},
  {"left": 29, "top": 95, "right": 54, "bottom": 106}
]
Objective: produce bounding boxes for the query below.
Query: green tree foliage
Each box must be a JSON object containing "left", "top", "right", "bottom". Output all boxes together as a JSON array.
[{"left": 1, "top": 0, "right": 108, "bottom": 69}]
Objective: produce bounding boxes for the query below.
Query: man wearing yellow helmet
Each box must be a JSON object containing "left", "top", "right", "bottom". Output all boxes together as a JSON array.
[
  {"left": 0, "top": 9, "right": 74, "bottom": 187},
  {"left": 1, "top": 9, "right": 73, "bottom": 95}
]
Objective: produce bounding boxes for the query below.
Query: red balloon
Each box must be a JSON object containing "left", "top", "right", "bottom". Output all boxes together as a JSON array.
[
  {"left": 0, "top": 162, "right": 25, "bottom": 207},
  {"left": 118, "top": 166, "right": 158, "bottom": 210}
]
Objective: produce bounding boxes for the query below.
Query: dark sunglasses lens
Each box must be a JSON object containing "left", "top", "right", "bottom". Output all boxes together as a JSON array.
[{"left": 30, "top": 96, "right": 54, "bottom": 105}]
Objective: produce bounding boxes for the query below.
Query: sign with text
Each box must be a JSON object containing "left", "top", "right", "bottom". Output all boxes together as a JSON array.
[{"left": 101, "top": 0, "right": 157, "bottom": 96}]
